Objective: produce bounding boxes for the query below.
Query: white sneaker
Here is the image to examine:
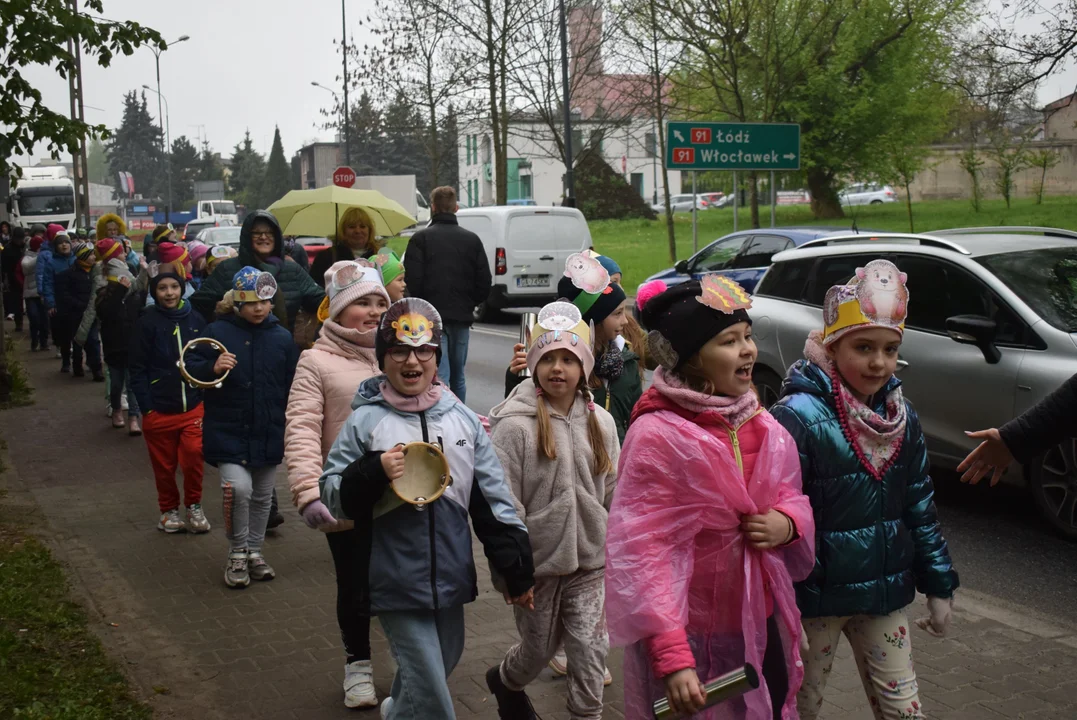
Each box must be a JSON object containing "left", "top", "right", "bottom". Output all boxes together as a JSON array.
[
  {"left": 121, "top": 395, "right": 129, "bottom": 411},
  {"left": 549, "top": 650, "right": 568, "bottom": 676},
  {"left": 380, "top": 697, "right": 393, "bottom": 719},
  {"left": 186, "top": 504, "right": 211, "bottom": 533},
  {"left": 105, "top": 402, "right": 113, "bottom": 418},
  {"left": 344, "top": 660, "right": 378, "bottom": 708},
  {"left": 157, "top": 509, "right": 187, "bottom": 533}
]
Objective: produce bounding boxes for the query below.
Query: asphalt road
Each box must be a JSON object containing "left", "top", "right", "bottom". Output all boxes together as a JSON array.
[{"left": 464, "top": 315, "right": 1077, "bottom": 627}]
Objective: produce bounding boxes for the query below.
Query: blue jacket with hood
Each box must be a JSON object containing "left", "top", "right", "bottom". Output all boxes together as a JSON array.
[
  {"left": 320, "top": 376, "right": 535, "bottom": 613},
  {"left": 39, "top": 249, "right": 76, "bottom": 310},
  {"left": 128, "top": 300, "right": 206, "bottom": 416},
  {"left": 770, "top": 358, "right": 959, "bottom": 619},
  {"left": 184, "top": 310, "right": 299, "bottom": 467},
  {"left": 190, "top": 211, "right": 324, "bottom": 329}
]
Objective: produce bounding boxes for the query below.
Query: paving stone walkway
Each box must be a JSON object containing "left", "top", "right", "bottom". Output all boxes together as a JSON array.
[{"left": 4, "top": 339, "right": 1077, "bottom": 719}]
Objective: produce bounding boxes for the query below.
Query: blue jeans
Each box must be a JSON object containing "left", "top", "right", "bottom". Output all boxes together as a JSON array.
[
  {"left": 76, "top": 323, "right": 102, "bottom": 373},
  {"left": 108, "top": 364, "right": 140, "bottom": 417},
  {"left": 437, "top": 321, "right": 471, "bottom": 402},
  {"left": 25, "top": 297, "right": 48, "bottom": 348},
  {"left": 378, "top": 605, "right": 465, "bottom": 720}
]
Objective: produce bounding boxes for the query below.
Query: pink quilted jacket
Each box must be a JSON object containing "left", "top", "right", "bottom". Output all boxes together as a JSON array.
[{"left": 284, "top": 329, "right": 380, "bottom": 533}]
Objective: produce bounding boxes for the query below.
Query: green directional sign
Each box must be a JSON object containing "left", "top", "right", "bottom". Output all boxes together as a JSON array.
[{"left": 665, "top": 121, "right": 801, "bottom": 171}]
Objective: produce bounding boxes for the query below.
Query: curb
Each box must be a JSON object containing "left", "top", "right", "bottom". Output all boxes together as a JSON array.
[{"left": 944, "top": 589, "right": 1077, "bottom": 645}]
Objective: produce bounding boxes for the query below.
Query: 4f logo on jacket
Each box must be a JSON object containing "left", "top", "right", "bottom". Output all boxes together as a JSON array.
[{"left": 456, "top": 439, "right": 468, "bottom": 447}]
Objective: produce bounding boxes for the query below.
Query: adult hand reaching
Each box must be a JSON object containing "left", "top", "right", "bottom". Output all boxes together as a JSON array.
[{"left": 957, "top": 429, "right": 1013, "bottom": 486}]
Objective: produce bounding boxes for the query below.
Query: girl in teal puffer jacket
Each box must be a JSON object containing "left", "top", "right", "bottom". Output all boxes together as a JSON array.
[{"left": 770, "top": 259, "right": 958, "bottom": 720}]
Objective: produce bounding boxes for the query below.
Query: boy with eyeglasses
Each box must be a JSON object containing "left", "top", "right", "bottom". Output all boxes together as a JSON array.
[{"left": 320, "top": 297, "right": 535, "bottom": 720}]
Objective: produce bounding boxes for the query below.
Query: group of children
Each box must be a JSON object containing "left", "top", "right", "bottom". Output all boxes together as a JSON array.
[{"left": 13, "top": 204, "right": 958, "bottom": 719}]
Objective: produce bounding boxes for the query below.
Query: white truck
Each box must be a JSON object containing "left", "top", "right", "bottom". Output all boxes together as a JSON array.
[
  {"left": 192, "top": 181, "right": 239, "bottom": 224},
  {"left": 352, "top": 175, "right": 430, "bottom": 226},
  {"left": 6, "top": 166, "right": 77, "bottom": 230}
]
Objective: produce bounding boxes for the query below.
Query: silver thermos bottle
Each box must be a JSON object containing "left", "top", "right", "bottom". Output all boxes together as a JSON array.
[
  {"left": 652, "top": 664, "right": 760, "bottom": 719},
  {"left": 518, "top": 312, "right": 537, "bottom": 378}
]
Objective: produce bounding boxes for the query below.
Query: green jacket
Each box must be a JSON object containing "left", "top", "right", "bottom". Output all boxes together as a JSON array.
[
  {"left": 191, "top": 211, "right": 324, "bottom": 328},
  {"left": 505, "top": 343, "right": 643, "bottom": 444}
]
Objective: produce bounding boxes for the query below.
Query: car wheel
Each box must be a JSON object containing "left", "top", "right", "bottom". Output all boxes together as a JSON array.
[
  {"left": 473, "top": 301, "right": 501, "bottom": 323},
  {"left": 870, "top": 199, "right": 884, "bottom": 205},
  {"left": 752, "top": 367, "right": 783, "bottom": 409},
  {"left": 1026, "top": 438, "right": 1077, "bottom": 541}
]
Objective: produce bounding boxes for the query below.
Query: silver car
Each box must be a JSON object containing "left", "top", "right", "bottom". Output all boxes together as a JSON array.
[
  {"left": 651, "top": 194, "right": 710, "bottom": 213},
  {"left": 748, "top": 228, "right": 1077, "bottom": 538}
]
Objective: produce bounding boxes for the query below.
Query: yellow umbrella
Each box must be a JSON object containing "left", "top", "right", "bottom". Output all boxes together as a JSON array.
[{"left": 267, "top": 186, "right": 416, "bottom": 238}]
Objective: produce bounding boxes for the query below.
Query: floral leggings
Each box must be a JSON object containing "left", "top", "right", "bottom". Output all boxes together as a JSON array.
[{"left": 798, "top": 609, "right": 924, "bottom": 720}]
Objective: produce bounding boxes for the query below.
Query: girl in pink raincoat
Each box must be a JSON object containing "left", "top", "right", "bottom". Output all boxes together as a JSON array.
[{"left": 606, "top": 277, "right": 816, "bottom": 720}]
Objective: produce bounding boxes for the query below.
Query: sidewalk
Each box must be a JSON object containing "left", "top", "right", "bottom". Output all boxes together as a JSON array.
[{"left": 4, "top": 338, "right": 1077, "bottom": 719}]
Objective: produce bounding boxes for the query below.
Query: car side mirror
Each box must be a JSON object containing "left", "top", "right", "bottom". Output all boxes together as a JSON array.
[
  {"left": 675, "top": 259, "right": 689, "bottom": 274},
  {"left": 946, "top": 314, "right": 1000, "bottom": 364}
]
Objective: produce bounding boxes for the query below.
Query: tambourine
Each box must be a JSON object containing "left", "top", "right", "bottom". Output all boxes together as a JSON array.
[
  {"left": 177, "top": 337, "right": 231, "bottom": 389},
  {"left": 392, "top": 442, "right": 452, "bottom": 510}
]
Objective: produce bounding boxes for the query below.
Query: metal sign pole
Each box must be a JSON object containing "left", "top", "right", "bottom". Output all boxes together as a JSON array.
[
  {"left": 771, "top": 170, "right": 776, "bottom": 228},
  {"left": 732, "top": 170, "right": 738, "bottom": 232},
  {"left": 692, "top": 170, "right": 698, "bottom": 252}
]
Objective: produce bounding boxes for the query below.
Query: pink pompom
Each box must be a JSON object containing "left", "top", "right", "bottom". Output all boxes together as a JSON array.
[{"left": 636, "top": 279, "right": 668, "bottom": 311}]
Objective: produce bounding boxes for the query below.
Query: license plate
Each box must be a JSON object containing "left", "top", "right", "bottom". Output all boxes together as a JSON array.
[{"left": 516, "top": 275, "right": 550, "bottom": 288}]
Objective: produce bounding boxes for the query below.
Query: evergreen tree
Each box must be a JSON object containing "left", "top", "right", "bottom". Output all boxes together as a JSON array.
[
  {"left": 290, "top": 152, "right": 302, "bottom": 190},
  {"left": 350, "top": 92, "right": 386, "bottom": 175},
  {"left": 260, "top": 127, "right": 292, "bottom": 206},
  {"left": 230, "top": 130, "right": 266, "bottom": 210},
  {"left": 108, "top": 90, "right": 164, "bottom": 199},
  {"left": 197, "top": 140, "right": 224, "bottom": 183},
  {"left": 169, "top": 135, "right": 201, "bottom": 209},
  {"left": 382, "top": 91, "right": 427, "bottom": 187},
  {"left": 437, "top": 104, "right": 460, "bottom": 192},
  {"left": 87, "top": 138, "right": 111, "bottom": 185}
]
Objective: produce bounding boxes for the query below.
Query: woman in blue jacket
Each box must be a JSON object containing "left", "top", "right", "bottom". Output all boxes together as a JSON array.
[
  {"left": 770, "top": 259, "right": 958, "bottom": 720},
  {"left": 185, "top": 267, "right": 299, "bottom": 589},
  {"left": 40, "top": 232, "right": 76, "bottom": 371}
]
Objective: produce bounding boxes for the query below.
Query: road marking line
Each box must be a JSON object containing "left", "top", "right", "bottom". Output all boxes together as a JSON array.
[{"left": 472, "top": 326, "right": 518, "bottom": 339}]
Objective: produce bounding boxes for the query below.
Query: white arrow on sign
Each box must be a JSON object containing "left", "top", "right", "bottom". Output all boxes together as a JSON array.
[
  {"left": 674, "top": 130, "right": 686, "bottom": 142},
  {"left": 783, "top": 153, "right": 796, "bottom": 160}
]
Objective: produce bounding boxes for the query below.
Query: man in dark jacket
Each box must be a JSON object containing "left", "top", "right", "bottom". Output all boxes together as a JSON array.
[
  {"left": 404, "top": 186, "right": 491, "bottom": 402},
  {"left": 958, "top": 372, "right": 1077, "bottom": 486},
  {"left": 190, "top": 211, "right": 324, "bottom": 331}
]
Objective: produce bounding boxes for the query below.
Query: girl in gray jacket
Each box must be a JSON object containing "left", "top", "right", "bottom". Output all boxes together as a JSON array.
[{"left": 487, "top": 301, "right": 620, "bottom": 720}]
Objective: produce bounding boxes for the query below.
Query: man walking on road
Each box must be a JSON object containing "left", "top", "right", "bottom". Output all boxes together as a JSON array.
[{"left": 404, "top": 186, "right": 491, "bottom": 403}]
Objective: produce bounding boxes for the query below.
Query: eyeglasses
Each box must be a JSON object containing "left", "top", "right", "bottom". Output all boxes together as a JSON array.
[
  {"left": 387, "top": 346, "right": 436, "bottom": 362},
  {"left": 250, "top": 231, "right": 275, "bottom": 239}
]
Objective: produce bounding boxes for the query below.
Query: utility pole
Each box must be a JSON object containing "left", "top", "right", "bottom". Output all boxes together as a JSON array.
[
  {"left": 149, "top": 35, "right": 189, "bottom": 218},
  {"left": 558, "top": 0, "right": 575, "bottom": 207},
  {"left": 342, "top": 0, "right": 351, "bottom": 166},
  {"left": 67, "top": 0, "right": 90, "bottom": 230}
]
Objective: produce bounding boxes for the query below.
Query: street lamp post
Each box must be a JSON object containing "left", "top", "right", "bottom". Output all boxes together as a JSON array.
[
  {"left": 143, "top": 85, "right": 172, "bottom": 220},
  {"left": 311, "top": 81, "right": 345, "bottom": 151},
  {"left": 341, "top": 0, "right": 351, "bottom": 167},
  {"left": 149, "top": 35, "right": 189, "bottom": 217},
  {"left": 558, "top": 0, "right": 575, "bottom": 207}
]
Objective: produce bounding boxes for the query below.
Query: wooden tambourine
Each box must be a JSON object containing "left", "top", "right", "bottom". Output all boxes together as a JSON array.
[
  {"left": 392, "top": 442, "right": 452, "bottom": 510},
  {"left": 176, "top": 337, "right": 231, "bottom": 389}
]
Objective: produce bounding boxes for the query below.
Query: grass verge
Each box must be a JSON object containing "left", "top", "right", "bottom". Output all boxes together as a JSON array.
[
  {"left": 2, "top": 335, "right": 35, "bottom": 409},
  {"left": 0, "top": 494, "right": 151, "bottom": 719}
]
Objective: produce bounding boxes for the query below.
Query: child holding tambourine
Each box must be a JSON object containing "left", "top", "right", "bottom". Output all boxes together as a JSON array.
[
  {"left": 319, "top": 296, "right": 535, "bottom": 720},
  {"left": 605, "top": 277, "right": 815, "bottom": 720},
  {"left": 486, "top": 300, "right": 620, "bottom": 720}
]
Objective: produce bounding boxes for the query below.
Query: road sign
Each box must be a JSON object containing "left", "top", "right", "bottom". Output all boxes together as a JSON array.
[
  {"left": 332, "top": 166, "right": 356, "bottom": 188},
  {"left": 665, "top": 122, "right": 800, "bottom": 171}
]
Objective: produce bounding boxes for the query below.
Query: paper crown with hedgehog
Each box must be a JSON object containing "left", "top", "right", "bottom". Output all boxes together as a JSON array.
[
  {"left": 822, "top": 258, "right": 909, "bottom": 345},
  {"left": 525, "top": 301, "right": 595, "bottom": 379}
]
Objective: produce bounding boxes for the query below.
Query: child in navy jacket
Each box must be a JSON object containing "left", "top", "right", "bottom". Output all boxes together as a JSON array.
[
  {"left": 185, "top": 266, "right": 299, "bottom": 589},
  {"left": 129, "top": 261, "right": 209, "bottom": 535}
]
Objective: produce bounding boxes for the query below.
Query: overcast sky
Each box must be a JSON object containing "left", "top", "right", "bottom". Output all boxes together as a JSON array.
[{"left": 15, "top": 0, "right": 1077, "bottom": 167}]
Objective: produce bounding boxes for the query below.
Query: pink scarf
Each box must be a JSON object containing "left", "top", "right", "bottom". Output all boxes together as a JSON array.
[
  {"left": 379, "top": 378, "right": 443, "bottom": 413},
  {"left": 319, "top": 318, "right": 378, "bottom": 368},
  {"left": 652, "top": 366, "right": 760, "bottom": 428},
  {"left": 804, "top": 331, "right": 906, "bottom": 479}
]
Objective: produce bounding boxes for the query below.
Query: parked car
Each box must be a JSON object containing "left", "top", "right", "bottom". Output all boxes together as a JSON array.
[
  {"left": 839, "top": 182, "right": 897, "bottom": 205},
  {"left": 452, "top": 205, "right": 592, "bottom": 321},
  {"left": 651, "top": 194, "right": 710, "bottom": 213},
  {"left": 747, "top": 228, "right": 1077, "bottom": 538},
  {"left": 183, "top": 218, "right": 234, "bottom": 242},
  {"left": 506, "top": 199, "right": 538, "bottom": 206},
  {"left": 644, "top": 226, "right": 866, "bottom": 293},
  {"left": 197, "top": 226, "right": 241, "bottom": 247}
]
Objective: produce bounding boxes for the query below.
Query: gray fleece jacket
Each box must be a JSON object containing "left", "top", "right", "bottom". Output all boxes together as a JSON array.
[{"left": 489, "top": 378, "right": 620, "bottom": 577}]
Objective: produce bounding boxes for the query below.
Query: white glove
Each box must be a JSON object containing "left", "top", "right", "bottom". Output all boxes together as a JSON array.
[{"left": 915, "top": 596, "right": 953, "bottom": 638}]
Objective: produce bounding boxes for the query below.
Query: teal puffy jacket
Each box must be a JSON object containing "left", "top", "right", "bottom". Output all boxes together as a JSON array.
[{"left": 770, "top": 360, "right": 959, "bottom": 618}]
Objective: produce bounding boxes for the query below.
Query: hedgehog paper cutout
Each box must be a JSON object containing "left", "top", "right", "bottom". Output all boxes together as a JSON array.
[
  {"left": 696, "top": 274, "right": 752, "bottom": 314},
  {"left": 564, "top": 252, "right": 610, "bottom": 294}
]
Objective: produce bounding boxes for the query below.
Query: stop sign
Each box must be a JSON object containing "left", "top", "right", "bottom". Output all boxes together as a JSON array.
[{"left": 333, "top": 166, "right": 356, "bottom": 188}]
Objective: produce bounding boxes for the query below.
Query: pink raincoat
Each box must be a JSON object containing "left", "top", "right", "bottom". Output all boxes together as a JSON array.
[{"left": 606, "top": 390, "right": 816, "bottom": 720}]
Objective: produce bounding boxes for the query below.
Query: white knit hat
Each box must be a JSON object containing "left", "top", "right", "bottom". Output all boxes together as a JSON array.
[{"left": 325, "top": 260, "right": 390, "bottom": 321}]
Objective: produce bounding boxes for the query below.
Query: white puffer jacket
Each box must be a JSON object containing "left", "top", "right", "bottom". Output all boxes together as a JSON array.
[{"left": 284, "top": 321, "right": 380, "bottom": 532}]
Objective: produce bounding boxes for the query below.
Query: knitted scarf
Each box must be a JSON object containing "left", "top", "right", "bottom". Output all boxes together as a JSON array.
[
  {"left": 804, "top": 331, "right": 905, "bottom": 480},
  {"left": 380, "top": 377, "right": 443, "bottom": 413},
  {"left": 319, "top": 318, "right": 378, "bottom": 369},
  {"left": 652, "top": 366, "right": 760, "bottom": 428}
]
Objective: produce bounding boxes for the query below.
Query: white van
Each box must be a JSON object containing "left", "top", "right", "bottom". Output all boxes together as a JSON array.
[{"left": 455, "top": 206, "right": 593, "bottom": 321}]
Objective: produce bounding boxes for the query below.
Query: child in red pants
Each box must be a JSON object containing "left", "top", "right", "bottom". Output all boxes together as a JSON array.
[{"left": 129, "top": 261, "right": 210, "bottom": 533}]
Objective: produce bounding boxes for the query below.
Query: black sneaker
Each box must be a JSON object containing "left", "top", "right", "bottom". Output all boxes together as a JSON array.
[
  {"left": 266, "top": 511, "right": 285, "bottom": 530},
  {"left": 60, "top": 365, "right": 70, "bottom": 373},
  {"left": 486, "top": 666, "right": 540, "bottom": 720},
  {"left": 91, "top": 370, "right": 105, "bottom": 382},
  {"left": 72, "top": 366, "right": 85, "bottom": 378}
]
